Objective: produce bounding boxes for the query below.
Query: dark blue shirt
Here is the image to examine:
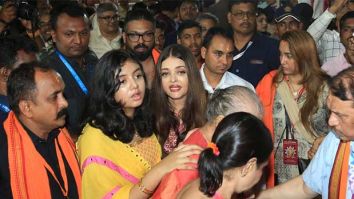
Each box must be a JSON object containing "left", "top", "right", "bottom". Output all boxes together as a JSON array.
[
  {"left": 43, "top": 50, "right": 98, "bottom": 136},
  {"left": 229, "top": 33, "right": 280, "bottom": 87}
]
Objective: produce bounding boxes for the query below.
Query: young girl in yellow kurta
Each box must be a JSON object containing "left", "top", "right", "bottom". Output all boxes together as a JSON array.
[{"left": 77, "top": 50, "right": 201, "bottom": 199}]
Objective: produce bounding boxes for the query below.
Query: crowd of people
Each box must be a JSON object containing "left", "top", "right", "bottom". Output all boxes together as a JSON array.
[{"left": 0, "top": 0, "right": 354, "bottom": 198}]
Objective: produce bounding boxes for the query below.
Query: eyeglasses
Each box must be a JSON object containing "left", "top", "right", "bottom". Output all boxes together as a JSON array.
[
  {"left": 231, "top": 11, "right": 257, "bottom": 19},
  {"left": 127, "top": 32, "right": 154, "bottom": 42},
  {"left": 98, "top": 14, "right": 119, "bottom": 23}
]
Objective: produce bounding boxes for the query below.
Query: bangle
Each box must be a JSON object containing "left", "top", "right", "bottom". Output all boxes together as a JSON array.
[{"left": 138, "top": 182, "right": 154, "bottom": 195}]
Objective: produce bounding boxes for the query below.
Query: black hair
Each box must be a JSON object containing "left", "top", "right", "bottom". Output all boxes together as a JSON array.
[
  {"left": 50, "top": 2, "right": 87, "bottom": 30},
  {"left": 177, "top": 20, "right": 202, "bottom": 39},
  {"left": 87, "top": 49, "right": 153, "bottom": 143},
  {"left": 0, "top": 36, "right": 38, "bottom": 70},
  {"left": 132, "top": 2, "right": 148, "bottom": 12},
  {"left": 0, "top": 38, "right": 17, "bottom": 69},
  {"left": 124, "top": 8, "right": 156, "bottom": 32},
  {"left": 159, "top": 0, "right": 179, "bottom": 12},
  {"left": 340, "top": 11, "right": 354, "bottom": 30},
  {"left": 196, "top": 12, "right": 219, "bottom": 24},
  {"left": 229, "top": 0, "right": 257, "bottom": 12},
  {"left": 257, "top": 7, "right": 272, "bottom": 22},
  {"left": 15, "top": 35, "right": 38, "bottom": 53},
  {"left": 148, "top": 2, "right": 161, "bottom": 16},
  {"left": 202, "top": 27, "right": 233, "bottom": 48},
  {"left": 7, "top": 62, "right": 51, "bottom": 115},
  {"left": 178, "top": 0, "right": 199, "bottom": 10},
  {"left": 328, "top": 67, "right": 354, "bottom": 103},
  {"left": 198, "top": 112, "right": 273, "bottom": 197},
  {"left": 156, "top": 20, "right": 166, "bottom": 32}
]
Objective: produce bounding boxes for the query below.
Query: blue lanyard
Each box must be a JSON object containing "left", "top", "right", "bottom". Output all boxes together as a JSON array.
[
  {"left": 55, "top": 50, "right": 89, "bottom": 95},
  {"left": 0, "top": 103, "right": 10, "bottom": 113}
]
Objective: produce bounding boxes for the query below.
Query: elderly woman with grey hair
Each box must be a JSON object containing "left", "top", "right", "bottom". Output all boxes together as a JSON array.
[{"left": 152, "top": 86, "right": 264, "bottom": 198}]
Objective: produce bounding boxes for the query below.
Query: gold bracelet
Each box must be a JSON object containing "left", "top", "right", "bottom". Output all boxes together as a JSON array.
[{"left": 138, "top": 182, "right": 154, "bottom": 195}]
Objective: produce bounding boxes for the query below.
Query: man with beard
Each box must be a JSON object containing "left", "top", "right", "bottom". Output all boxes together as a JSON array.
[
  {"left": 123, "top": 8, "right": 159, "bottom": 88},
  {"left": 322, "top": 11, "right": 354, "bottom": 76},
  {"left": 43, "top": 2, "right": 98, "bottom": 138},
  {"left": 227, "top": 0, "right": 279, "bottom": 87},
  {"left": 0, "top": 62, "right": 81, "bottom": 199}
]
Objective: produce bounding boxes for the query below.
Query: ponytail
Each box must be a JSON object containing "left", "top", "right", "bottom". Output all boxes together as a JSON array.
[
  {"left": 198, "top": 148, "right": 223, "bottom": 197},
  {"left": 198, "top": 112, "right": 273, "bottom": 197}
]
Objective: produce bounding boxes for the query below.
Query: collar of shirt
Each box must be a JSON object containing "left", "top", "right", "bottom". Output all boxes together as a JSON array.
[
  {"left": 233, "top": 32, "right": 257, "bottom": 54},
  {"left": 200, "top": 63, "right": 227, "bottom": 93},
  {"left": 20, "top": 120, "right": 60, "bottom": 145}
]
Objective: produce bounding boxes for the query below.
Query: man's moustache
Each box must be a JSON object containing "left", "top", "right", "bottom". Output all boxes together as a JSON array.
[{"left": 56, "top": 108, "right": 68, "bottom": 119}]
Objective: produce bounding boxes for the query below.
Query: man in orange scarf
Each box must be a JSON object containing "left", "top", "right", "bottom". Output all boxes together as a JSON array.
[
  {"left": 0, "top": 62, "right": 81, "bottom": 199},
  {"left": 257, "top": 67, "right": 354, "bottom": 199}
]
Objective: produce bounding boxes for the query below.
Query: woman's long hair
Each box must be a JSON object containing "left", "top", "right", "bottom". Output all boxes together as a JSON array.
[
  {"left": 274, "top": 30, "right": 329, "bottom": 134},
  {"left": 86, "top": 49, "right": 153, "bottom": 143},
  {"left": 151, "top": 44, "right": 207, "bottom": 146},
  {"left": 198, "top": 112, "right": 273, "bottom": 197}
]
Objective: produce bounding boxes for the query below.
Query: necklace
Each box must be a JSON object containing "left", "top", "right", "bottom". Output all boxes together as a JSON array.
[
  {"left": 129, "top": 133, "right": 143, "bottom": 147},
  {"left": 285, "top": 77, "right": 305, "bottom": 101}
]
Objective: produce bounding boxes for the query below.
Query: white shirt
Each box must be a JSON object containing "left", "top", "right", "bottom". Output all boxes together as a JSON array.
[{"left": 200, "top": 64, "right": 255, "bottom": 94}]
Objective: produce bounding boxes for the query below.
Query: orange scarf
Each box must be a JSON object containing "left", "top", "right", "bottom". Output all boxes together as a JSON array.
[
  {"left": 256, "top": 70, "right": 277, "bottom": 187},
  {"left": 4, "top": 111, "right": 81, "bottom": 199},
  {"left": 329, "top": 141, "right": 350, "bottom": 199}
]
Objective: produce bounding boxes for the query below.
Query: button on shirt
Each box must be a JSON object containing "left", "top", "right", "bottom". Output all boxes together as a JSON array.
[
  {"left": 200, "top": 64, "right": 255, "bottom": 94},
  {"left": 229, "top": 33, "right": 280, "bottom": 87}
]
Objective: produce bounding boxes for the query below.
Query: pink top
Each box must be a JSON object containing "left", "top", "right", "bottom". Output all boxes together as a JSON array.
[
  {"left": 152, "top": 129, "right": 208, "bottom": 199},
  {"left": 214, "top": 192, "right": 224, "bottom": 199}
]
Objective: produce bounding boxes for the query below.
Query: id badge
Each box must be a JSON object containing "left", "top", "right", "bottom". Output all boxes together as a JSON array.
[{"left": 283, "top": 139, "right": 298, "bottom": 165}]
